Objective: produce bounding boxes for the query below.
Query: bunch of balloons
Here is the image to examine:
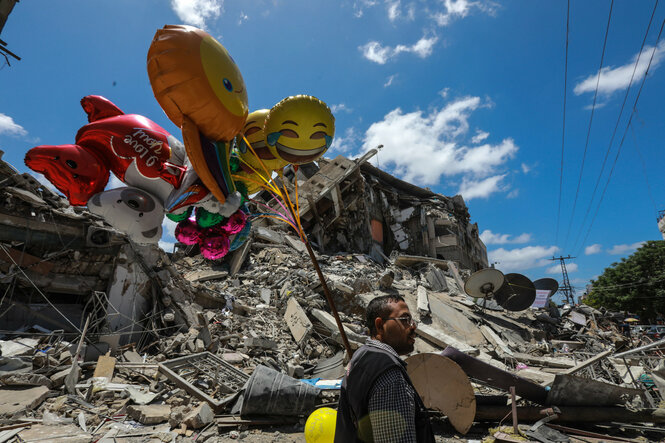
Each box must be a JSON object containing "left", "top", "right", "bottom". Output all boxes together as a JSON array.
[{"left": 24, "top": 24, "right": 336, "bottom": 260}]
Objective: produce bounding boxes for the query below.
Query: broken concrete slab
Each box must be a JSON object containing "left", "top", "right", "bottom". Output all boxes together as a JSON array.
[
  {"left": 310, "top": 308, "right": 368, "bottom": 346},
  {"left": 16, "top": 424, "right": 91, "bottom": 443},
  {"left": 0, "top": 338, "right": 39, "bottom": 357},
  {"left": 127, "top": 404, "right": 172, "bottom": 425},
  {"left": 284, "top": 296, "right": 314, "bottom": 345},
  {"left": 480, "top": 325, "right": 514, "bottom": 357},
  {"left": 184, "top": 269, "right": 229, "bottom": 282},
  {"left": 0, "top": 385, "right": 49, "bottom": 415},
  {"left": 428, "top": 294, "right": 485, "bottom": 346},
  {"left": 284, "top": 235, "right": 307, "bottom": 254},
  {"left": 417, "top": 285, "right": 430, "bottom": 317},
  {"left": 0, "top": 372, "right": 52, "bottom": 388},
  {"left": 416, "top": 323, "right": 478, "bottom": 355},
  {"left": 425, "top": 266, "right": 448, "bottom": 292},
  {"left": 244, "top": 337, "right": 278, "bottom": 350},
  {"left": 260, "top": 288, "right": 272, "bottom": 304},
  {"left": 254, "top": 226, "right": 285, "bottom": 244},
  {"left": 184, "top": 402, "right": 215, "bottom": 429}
]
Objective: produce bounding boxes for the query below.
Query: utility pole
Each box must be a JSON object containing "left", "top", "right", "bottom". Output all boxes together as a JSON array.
[{"left": 550, "top": 255, "right": 575, "bottom": 305}]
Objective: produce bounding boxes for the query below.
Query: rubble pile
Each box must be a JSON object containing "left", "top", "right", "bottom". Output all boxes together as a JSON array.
[{"left": 1, "top": 150, "right": 664, "bottom": 442}]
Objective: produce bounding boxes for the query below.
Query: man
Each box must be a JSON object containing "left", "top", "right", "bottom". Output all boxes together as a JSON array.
[{"left": 335, "top": 295, "right": 434, "bottom": 443}]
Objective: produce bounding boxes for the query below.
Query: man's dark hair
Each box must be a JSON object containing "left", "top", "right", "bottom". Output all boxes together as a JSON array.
[{"left": 366, "top": 295, "right": 405, "bottom": 336}]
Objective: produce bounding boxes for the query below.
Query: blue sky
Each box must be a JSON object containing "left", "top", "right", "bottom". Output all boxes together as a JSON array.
[{"left": 1, "top": 0, "right": 664, "bottom": 301}]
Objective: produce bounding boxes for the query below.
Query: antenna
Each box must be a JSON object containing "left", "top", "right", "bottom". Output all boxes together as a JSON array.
[{"left": 550, "top": 255, "right": 575, "bottom": 304}]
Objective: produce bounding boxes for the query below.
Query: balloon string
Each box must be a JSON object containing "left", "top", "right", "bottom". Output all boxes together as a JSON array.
[
  {"left": 279, "top": 172, "right": 305, "bottom": 242},
  {"left": 241, "top": 135, "right": 283, "bottom": 197},
  {"left": 233, "top": 164, "right": 279, "bottom": 196},
  {"left": 231, "top": 173, "right": 279, "bottom": 196},
  {"left": 235, "top": 136, "right": 304, "bottom": 237},
  {"left": 293, "top": 168, "right": 304, "bottom": 242},
  {"left": 249, "top": 195, "right": 296, "bottom": 227}
]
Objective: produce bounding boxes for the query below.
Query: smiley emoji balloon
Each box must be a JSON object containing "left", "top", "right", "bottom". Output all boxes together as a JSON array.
[
  {"left": 147, "top": 24, "right": 248, "bottom": 208},
  {"left": 264, "top": 95, "right": 335, "bottom": 165},
  {"left": 147, "top": 25, "right": 248, "bottom": 141},
  {"left": 238, "top": 109, "right": 289, "bottom": 173}
]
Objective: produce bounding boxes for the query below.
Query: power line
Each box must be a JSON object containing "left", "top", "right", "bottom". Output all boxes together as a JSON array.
[
  {"left": 564, "top": 0, "right": 615, "bottom": 250},
  {"left": 570, "top": 0, "right": 660, "bottom": 254},
  {"left": 555, "top": 0, "right": 571, "bottom": 246},
  {"left": 577, "top": 13, "right": 665, "bottom": 256}
]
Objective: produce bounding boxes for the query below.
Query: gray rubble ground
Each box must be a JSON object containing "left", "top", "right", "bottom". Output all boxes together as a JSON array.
[{"left": 0, "top": 154, "right": 662, "bottom": 442}]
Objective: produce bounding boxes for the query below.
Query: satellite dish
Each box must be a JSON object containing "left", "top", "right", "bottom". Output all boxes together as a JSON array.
[
  {"left": 464, "top": 268, "right": 505, "bottom": 299},
  {"left": 534, "top": 278, "right": 559, "bottom": 295},
  {"left": 495, "top": 273, "right": 536, "bottom": 311},
  {"left": 406, "top": 353, "right": 476, "bottom": 435}
]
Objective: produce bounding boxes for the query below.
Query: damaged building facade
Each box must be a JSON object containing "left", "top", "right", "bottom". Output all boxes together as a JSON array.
[
  {"left": 0, "top": 151, "right": 201, "bottom": 351},
  {"left": 269, "top": 148, "right": 488, "bottom": 271}
]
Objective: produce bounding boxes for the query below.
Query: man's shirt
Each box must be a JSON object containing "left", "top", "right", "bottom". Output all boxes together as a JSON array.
[{"left": 365, "top": 339, "right": 417, "bottom": 443}]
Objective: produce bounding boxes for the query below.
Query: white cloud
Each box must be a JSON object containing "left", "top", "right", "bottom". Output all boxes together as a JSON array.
[
  {"left": 471, "top": 130, "right": 489, "bottom": 144},
  {"left": 331, "top": 127, "right": 360, "bottom": 154},
  {"left": 238, "top": 11, "right": 248, "bottom": 25},
  {"left": 331, "top": 103, "right": 352, "bottom": 114},
  {"left": 353, "top": 0, "right": 378, "bottom": 18},
  {"left": 506, "top": 189, "right": 519, "bottom": 199},
  {"left": 439, "top": 87, "right": 450, "bottom": 98},
  {"left": 170, "top": 0, "right": 223, "bottom": 29},
  {"left": 520, "top": 163, "right": 531, "bottom": 174},
  {"left": 384, "top": 74, "right": 397, "bottom": 87},
  {"left": 488, "top": 245, "right": 559, "bottom": 273},
  {"left": 360, "top": 35, "right": 438, "bottom": 64},
  {"left": 547, "top": 262, "right": 578, "bottom": 274},
  {"left": 431, "top": 0, "right": 496, "bottom": 26},
  {"left": 480, "top": 230, "right": 531, "bottom": 245},
  {"left": 387, "top": 0, "right": 401, "bottom": 21},
  {"left": 574, "top": 41, "right": 665, "bottom": 96},
  {"left": 0, "top": 113, "right": 27, "bottom": 137},
  {"left": 458, "top": 174, "right": 505, "bottom": 200},
  {"left": 607, "top": 241, "right": 645, "bottom": 255},
  {"left": 584, "top": 243, "right": 602, "bottom": 255},
  {"left": 361, "top": 96, "right": 518, "bottom": 189}
]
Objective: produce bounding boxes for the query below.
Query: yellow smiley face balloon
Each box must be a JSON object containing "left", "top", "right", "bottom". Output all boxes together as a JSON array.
[
  {"left": 238, "top": 109, "right": 288, "bottom": 172},
  {"left": 147, "top": 25, "right": 248, "bottom": 142},
  {"left": 264, "top": 95, "right": 335, "bottom": 165}
]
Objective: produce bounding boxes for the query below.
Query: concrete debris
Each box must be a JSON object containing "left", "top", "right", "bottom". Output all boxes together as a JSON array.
[{"left": 1, "top": 151, "right": 664, "bottom": 441}]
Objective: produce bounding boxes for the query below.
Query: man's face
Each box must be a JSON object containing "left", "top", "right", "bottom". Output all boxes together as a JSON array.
[{"left": 376, "top": 300, "right": 416, "bottom": 355}]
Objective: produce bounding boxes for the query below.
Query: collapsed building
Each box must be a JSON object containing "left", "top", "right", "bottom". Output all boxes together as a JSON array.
[
  {"left": 0, "top": 149, "right": 664, "bottom": 442},
  {"left": 265, "top": 149, "right": 488, "bottom": 270}
]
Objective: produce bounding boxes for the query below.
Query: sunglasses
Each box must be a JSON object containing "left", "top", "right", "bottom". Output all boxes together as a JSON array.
[{"left": 384, "top": 315, "right": 418, "bottom": 328}]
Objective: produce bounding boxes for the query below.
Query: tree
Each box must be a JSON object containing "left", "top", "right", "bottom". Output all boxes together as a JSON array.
[{"left": 585, "top": 241, "right": 665, "bottom": 322}]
